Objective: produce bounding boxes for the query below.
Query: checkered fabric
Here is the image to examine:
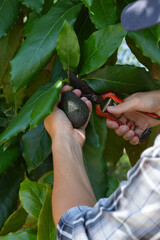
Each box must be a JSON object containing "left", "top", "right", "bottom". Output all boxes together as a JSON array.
[{"left": 57, "top": 134, "right": 160, "bottom": 240}]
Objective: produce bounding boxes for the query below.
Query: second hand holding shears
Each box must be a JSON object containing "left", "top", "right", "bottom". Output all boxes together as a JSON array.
[{"left": 68, "top": 72, "right": 160, "bottom": 142}]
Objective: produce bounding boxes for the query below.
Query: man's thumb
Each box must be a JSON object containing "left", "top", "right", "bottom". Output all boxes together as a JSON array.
[{"left": 107, "top": 101, "right": 135, "bottom": 115}]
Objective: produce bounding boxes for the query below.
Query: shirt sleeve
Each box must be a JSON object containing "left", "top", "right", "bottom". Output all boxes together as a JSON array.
[{"left": 57, "top": 134, "right": 160, "bottom": 240}]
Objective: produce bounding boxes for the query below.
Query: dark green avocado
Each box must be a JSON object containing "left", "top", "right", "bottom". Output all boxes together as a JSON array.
[{"left": 58, "top": 91, "right": 89, "bottom": 128}]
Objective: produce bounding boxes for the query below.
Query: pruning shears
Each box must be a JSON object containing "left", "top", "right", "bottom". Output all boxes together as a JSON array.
[{"left": 68, "top": 72, "right": 160, "bottom": 142}]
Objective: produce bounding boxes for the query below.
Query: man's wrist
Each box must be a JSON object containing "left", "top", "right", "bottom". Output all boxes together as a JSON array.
[{"left": 52, "top": 133, "right": 83, "bottom": 161}]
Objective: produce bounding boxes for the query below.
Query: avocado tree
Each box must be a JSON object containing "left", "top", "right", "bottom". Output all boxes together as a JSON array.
[{"left": 0, "top": 0, "right": 160, "bottom": 239}]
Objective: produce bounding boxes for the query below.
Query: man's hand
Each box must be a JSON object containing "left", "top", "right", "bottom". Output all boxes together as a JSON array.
[
  {"left": 106, "top": 90, "right": 160, "bottom": 145},
  {"left": 44, "top": 85, "right": 92, "bottom": 147}
]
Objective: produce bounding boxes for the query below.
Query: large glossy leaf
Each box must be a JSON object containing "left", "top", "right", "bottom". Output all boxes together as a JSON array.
[
  {"left": 37, "top": 187, "right": 56, "bottom": 240},
  {"left": 0, "top": 161, "right": 23, "bottom": 230},
  {"left": 38, "top": 171, "right": 53, "bottom": 185},
  {"left": 22, "top": 215, "right": 37, "bottom": 230},
  {"left": 50, "top": 56, "right": 67, "bottom": 83},
  {"left": 82, "top": 0, "right": 92, "bottom": 9},
  {"left": 26, "top": 70, "right": 50, "bottom": 98},
  {"left": 0, "top": 142, "right": 20, "bottom": 175},
  {"left": 11, "top": 0, "right": 82, "bottom": 92},
  {"left": 83, "top": 107, "right": 108, "bottom": 200},
  {"left": 0, "top": 207, "right": 28, "bottom": 236},
  {"left": 105, "top": 128, "right": 125, "bottom": 166},
  {"left": 28, "top": 155, "right": 53, "bottom": 182},
  {"left": 56, "top": 21, "right": 80, "bottom": 72},
  {"left": 128, "top": 28, "right": 160, "bottom": 65},
  {"left": 74, "top": 6, "right": 95, "bottom": 45},
  {"left": 30, "top": 80, "right": 62, "bottom": 129},
  {"left": 106, "top": 176, "right": 119, "bottom": 197},
  {"left": 41, "top": 0, "right": 54, "bottom": 14},
  {"left": 89, "top": 0, "right": 117, "bottom": 29},
  {"left": 115, "top": 0, "right": 134, "bottom": 18},
  {"left": 19, "top": 0, "right": 45, "bottom": 13},
  {"left": 84, "top": 65, "right": 160, "bottom": 94},
  {"left": 0, "top": 230, "right": 37, "bottom": 240},
  {"left": 0, "top": 16, "right": 23, "bottom": 85},
  {"left": 0, "top": 0, "right": 20, "bottom": 40},
  {"left": 22, "top": 122, "right": 51, "bottom": 173},
  {"left": 3, "top": 68, "right": 25, "bottom": 111},
  {"left": 19, "top": 180, "right": 46, "bottom": 219},
  {"left": 79, "top": 24, "right": 126, "bottom": 76},
  {"left": 24, "top": 12, "right": 40, "bottom": 37},
  {"left": 126, "top": 36, "right": 153, "bottom": 71},
  {"left": 0, "top": 112, "right": 8, "bottom": 131},
  {"left": 0, "top": 80, "right": 62, "bottom": 143},
  {"left": 157, "top": 25, "right": 160, "bottom": 46}
]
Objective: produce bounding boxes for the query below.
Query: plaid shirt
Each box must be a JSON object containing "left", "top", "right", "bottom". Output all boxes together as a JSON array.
[{"left": 57, "top": 134, "right": 160, "bottom": 240}]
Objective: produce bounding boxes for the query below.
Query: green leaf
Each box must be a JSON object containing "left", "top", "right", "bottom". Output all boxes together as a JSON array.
[
  {"left": 19, "top": 0, "right": 45, "bottom": 13},
  {"left": 19, "top": 180, "right": 46, "bottom": 219},
  {"left": 37, "top": 187, "right": 56, "bottom": 240},
  {"left": 50, "top": 56, "right": 67, "bottom": 83},
  {"left": 30, "top": 80, "right": 62, "bottom": 129},
  {"left": 24, "top": 12, "right": 40, "bottom": 37},
  {"left": 79, "top": 24, "right": 126, "bottom": 76},
  {"left": 128, "top": 28, "right": 160, "bottom": 65},
  {"left": 105, "top": 128, "right": 125, "bottom": 166},
  {"left": 26, "top": 70, "right": 50, "bottom": 98},
  {"left": 84, "top": 65, "right": 160, "bottom": 95},
  {"left": 83, "top": 107, "right": 108, "bottom": 200},
  {"left": 0, "top": 143, "right": 20, "bottom": 175},
  {"left": 57, "top": 20, "right": 80, "bottom": 72},
  {"left": 89, "top": 0, "right": 117, "bottom": 29},
  {"left": 0, "top": 207, "right": 28, "bottom": 236},
  {"left": 11, "top": 1, "right": 82, "bottom": 92},
  {"left": 81, "top": 0, "right": 92, "bottom": 9},
  {"left": 38, "top": 171, "right": 53, "bottom": 185},
  {"left": 28, "top": 155, "right": 53, "bottom": 182},
  {"left": 0, "top": 80, "right": 62, "bottom": 143},
  {"left": 0, "top": 161, "right": 24, "bottom": 230},
  {"left": 22, "top": 122, "right": 51, "bottom": 173},
  {"left": 0, "top": 0, "right": 20, "bottom": 40},
  {"left": 115, "top": 0, "right": 134, "bottom": 18},
  {"left": 0, "top": 112, "right": 8, "bottom": 130},
  {"left": 126, "top": 36, "right": 153, "bottom": 71},
  {"left": 74, "top": 6, "right": 96, "bottom": 45},
  {"left": 106, "top": 176, "right": 119, "bottom": 197},
  {"left": 157, "top": 25, "right": 160, "bottom": 46},
  {"left": 0, "top": 16, "right": 23, "bottom": 85},
  {"left": 3, "top": 68, "right": 25, "bottom": 111},
  {"left": 22, "top": 215, "right": 37, "bottom": 230},
  {"left": 0, "top": 230, "right": 37, "bottom": 240},
  {"left": 41, "top": 0, "right": 54, "bottom": 15}
]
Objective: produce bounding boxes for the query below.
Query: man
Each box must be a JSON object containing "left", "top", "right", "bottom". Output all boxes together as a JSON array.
[{"left": 44, "top": 1, "right": 160, "bottom": 239}]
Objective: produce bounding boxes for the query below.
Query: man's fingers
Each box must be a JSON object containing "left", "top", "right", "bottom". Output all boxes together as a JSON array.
[
  {"left": 115, "top": 125, "right": 129, "bottom": 136},
  {"left": 80, "top": 97, "right": 92, "bottom": 130},
  {"left": 130, "top": 136, "right": 139, "bottom": 145},
  {"left": 61, "top": 85, "right": 71, "bottom": 93},
  {"left": 123, "top": 130, "right": 135, "bottom": 141},
  {"left": 106, "top": 119, "right": 119, "bottom": 129},
  {"left": 107, "top": 99, "right": 138, "bottom": 115},
  {"left": 73, "top": 89, "right": 81, "bottom": 97}
]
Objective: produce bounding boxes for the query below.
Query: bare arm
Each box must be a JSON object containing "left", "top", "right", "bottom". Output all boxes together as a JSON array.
[{"left": 44, "top": 86, "right": 96, "bottom": 226}]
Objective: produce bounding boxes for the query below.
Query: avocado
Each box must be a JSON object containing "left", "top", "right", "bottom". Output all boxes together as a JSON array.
[{"left": 58, "top": 91, "right": 89, "bottom": 128}]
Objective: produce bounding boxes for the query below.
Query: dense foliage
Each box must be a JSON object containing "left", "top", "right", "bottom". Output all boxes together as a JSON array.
[{"left": 0, "top": 0, "right": 160, "bottom": 239}]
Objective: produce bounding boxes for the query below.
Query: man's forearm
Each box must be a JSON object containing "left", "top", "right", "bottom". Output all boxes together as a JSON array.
[{"left": 52, "top": 133, "right": 96, "bottom": 226}]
